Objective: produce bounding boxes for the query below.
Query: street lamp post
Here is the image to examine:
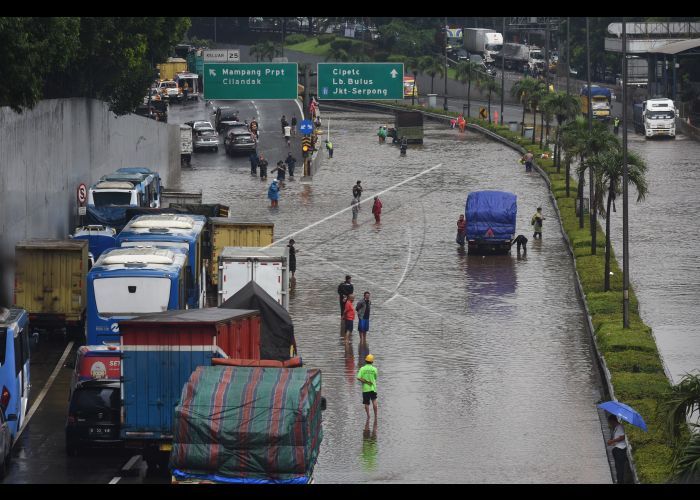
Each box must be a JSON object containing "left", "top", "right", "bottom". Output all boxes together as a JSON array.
[
  {"left": 444, "top": 17, "right": 449, "bottom": 111},
  {"left": 566, "top": 17, "right": 570, "bottom": 94},
  {"left": 501, "top": 17, "right": 505, "bottom": 125},
  {"left": 587, "top": 17, "right": 597, "bottom": 254},
  {"left": 622, "top": 18, "right": 630, "bottom": 328}
]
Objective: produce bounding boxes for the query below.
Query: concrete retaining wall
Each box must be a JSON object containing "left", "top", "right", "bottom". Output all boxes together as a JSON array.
[{"left": 0, "top": 98, "right": 180, "bottom": 305}]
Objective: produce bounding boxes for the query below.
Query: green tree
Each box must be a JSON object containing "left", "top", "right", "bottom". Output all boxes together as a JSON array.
[
  {"left": 541, "top": 91, "right": 581, "bottom": 173},
  {"left": 250, "top": 40, "right": 282, "bottom": 61},
  {"left": 0, "top": 17, "right": 80, "bottom": 112},
  {"left": 587, "top": 148, "right": 647, "bottom": 290},
  {"left": 476, "top": 76, "right": 501, "bottom": 124},
  {"left": 42, "top": 17, "right": 191, "bottom": 115},
  {"left": 528, "top": 82, "right": 547, "bottom": 145},
  {"left": 659, "top": 373, "right": 700, "bottom": 483},
  {"left": 419, "top": 56, "right": 445, "bottom": 95},
  {"left": 511, "top": 77, "right": 540, "bottom": 137},
  {"left": 455, "top": 61, "right": 484, "bottom": 119}
]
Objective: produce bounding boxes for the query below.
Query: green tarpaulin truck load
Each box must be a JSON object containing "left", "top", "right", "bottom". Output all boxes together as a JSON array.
[{"left": 169, "top": 365, "right": 323, "bottom": 484}]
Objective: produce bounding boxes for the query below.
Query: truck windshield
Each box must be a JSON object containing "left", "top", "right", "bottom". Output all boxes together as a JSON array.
[
  {"left": 648, "top": 110, "right": 674, "bottom": 119},
  {"left": 93, "top": 191, "right": 133, "bottom": 206},
  {"left": 530, "top": 51, "right": 544, "bottom": 60},
  {"left": 486, "top": 43, "right": 502, "bottom": 52}
]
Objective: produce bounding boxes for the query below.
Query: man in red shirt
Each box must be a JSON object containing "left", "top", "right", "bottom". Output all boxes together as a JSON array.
[
  {"left": 372, "top": 196, "right": 383, "bottom": 224},
  {"left": 456, "top": 214, "right": 466, "bottom": 246},
  {"left": 342, "top": 293, "right": 356, "bottom": 343}
]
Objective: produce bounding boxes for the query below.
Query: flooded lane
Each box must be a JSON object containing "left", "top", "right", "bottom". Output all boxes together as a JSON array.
[
  {"left": 608, "top": 133, "right": 700, "bottom": 384},
  {"left": 172, "top": 102, "right": 611, "bottom": 483}
]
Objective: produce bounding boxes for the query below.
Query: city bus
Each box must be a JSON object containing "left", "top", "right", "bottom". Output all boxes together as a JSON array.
[
  {"left": 0, "top": 308, "right": 30, "bottom": 438},
  {"left": 403, "top": 75, "right": 418, "bottom": 99},
  {"left": 86, "top": 247, "right": 189, "bottom": 344},
  {"left": 116, "top": 214, "right": 207, "bottom": 309}
]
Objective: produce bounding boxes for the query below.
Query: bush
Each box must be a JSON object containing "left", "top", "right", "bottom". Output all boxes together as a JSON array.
[
  {"left": 612, "top": 372, "right": 671, "bottom": 399},
  {"left": 330, "top": 38, "right": 353, "bottom": 52},
  {"left": 373, "top": 50, "right": 390, "bottom": 62},
  {"left": 317, "top": 34, "right": 335, "bottom": 45},
  {"left": 285, "top": 34, "right": 308, "bottom": 45},
  {"left": 604, "top": 350, "right": 665, "bottom": 374}
]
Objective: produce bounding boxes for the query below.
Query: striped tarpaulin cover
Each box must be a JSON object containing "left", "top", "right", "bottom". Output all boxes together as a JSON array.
[{"left": 169, "top": 365, "right": 322, "bottom": 482}]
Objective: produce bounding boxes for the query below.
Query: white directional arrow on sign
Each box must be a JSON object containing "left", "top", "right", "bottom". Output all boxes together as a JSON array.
[
  {"left": 209, "top": 69, "right": 217, "bottom": 77},
  {"left": 390, "top": 69, "right": 398, "bottom": 78}
]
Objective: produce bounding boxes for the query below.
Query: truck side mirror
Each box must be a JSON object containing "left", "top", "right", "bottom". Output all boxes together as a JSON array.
[{"left": 7, "top": 413, "right": 17, "bottom": 421}]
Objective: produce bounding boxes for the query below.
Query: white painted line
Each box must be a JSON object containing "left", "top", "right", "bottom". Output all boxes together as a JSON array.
[
  {"left": 109, "top": 477, "right": 121, "bottom": 484},
  {"left": 261, "top": 163, "right": 444, "bottom": 249},
  {"left": 387, "top": 228, "right": 412, "bottom": 301},
  {"left": 15, "top": 340, "right": 74, "bottom": 442},
  {"left": 295, "top": 98, "right": 304, "bottom": 120}
]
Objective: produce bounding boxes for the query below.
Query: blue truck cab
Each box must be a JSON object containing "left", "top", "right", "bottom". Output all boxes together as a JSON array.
[
  {"left": 0, "top": 308, "right": 30, "bottom": 438},
  {"left": 71, "top": 225, "right": 118, "bottom": 266},
  {"left": 465, "top": 190, "right": 517, "bottom": 254},
  {"left": 116, "top": 214, "right": 207, "bottom": 309},
  {"left": 86, "top": 247, "right": 189, "bottom": 345}
]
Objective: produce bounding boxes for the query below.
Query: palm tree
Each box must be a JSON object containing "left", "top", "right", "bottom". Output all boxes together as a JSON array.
[
  {"left": 251, "top": 40, "right": 281, "bottom": 62},
  {"left": 659, "top": 373, "right": 700, "bottom": 483},
  {"left": 576, "top": 123, "right": 619, "bottom": 251},
  {"left": 587, "top": 148, "right": 647, "bottom": 290},
  {"left": 511, "top": 77, "right": 540, "bottom": 137},
  {"left": 528, "top": 81, "right": 547, "bottom": 145},
  {"left": 420, "top": 56, "right": 445, "bottom": 95},
  {"left": 404, "top": 57, "right": 421, "bottom": 105},
  {"left": 455, "top": 61, "right": 484, "bottom": 119},
  {"left": 541, "top": 92, "right": 581, "bottom": 173},
  {"left": 476, "top": 76, "right": 501, "bottom": 123},
  {"left": 562, "top": 117, "right": 591, "bottom": 227}
]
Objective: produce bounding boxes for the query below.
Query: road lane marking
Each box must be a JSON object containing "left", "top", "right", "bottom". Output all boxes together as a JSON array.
[
  {"left": 109, "top": 477, "right": 121, "bottom": 484},
  {"left": 261, "top": 163, "right": 444, "bottom": 249},
  {"left": 14, "top": 340, "right": 74, "bottom": 442},
  {"left": 295, "top": 98, "right": 304, "bottom": 120},
  {"left": 387, "top": 228, "right": 412, "bottom": 302}
]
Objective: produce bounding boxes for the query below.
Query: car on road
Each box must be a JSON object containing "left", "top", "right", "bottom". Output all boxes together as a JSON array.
[
  {"left": 158, "top": 80, "right": 181, "bottom": 103},
  {"left": 214, "top": 107, "right": 240, "bottom": 133},
  {"left": 186, "top": 120, "right": 213, "bottom": 131},
  {"left": 455, "top": 48, "right": 470, "bottom": 61},
  {"left": 193, "top": 127, "right": 219, "bottom": 152},
  {"left": 65, "top": 381, "right": 121, "bottom": 456},
  {"left": 0, "top": 407, "right": 14, "bottom": 478},
  {"left": 222, "top": 121, "right": 250, "bottom": 135},
  {"left": 224, "top": 129, "right": 257, "bottom": 155}
]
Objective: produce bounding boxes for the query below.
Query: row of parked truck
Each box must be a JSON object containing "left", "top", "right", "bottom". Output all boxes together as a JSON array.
[{"left": 10, "top": 164, "right": 322, "bottom": 483}]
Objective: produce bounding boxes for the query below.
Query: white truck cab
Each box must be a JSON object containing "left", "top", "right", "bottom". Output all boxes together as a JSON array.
[{"left": 642, "top": 98, "right": 676, "bottom": 138}]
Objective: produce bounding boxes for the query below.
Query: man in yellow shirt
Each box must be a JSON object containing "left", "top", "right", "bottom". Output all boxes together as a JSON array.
[{"left": 357, "top": 354, "right": 378, "bottom": 420}]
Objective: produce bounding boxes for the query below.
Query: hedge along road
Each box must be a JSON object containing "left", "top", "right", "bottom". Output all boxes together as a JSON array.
[{"left": 172, "top": 96, "right": 611, "bottom": 482}]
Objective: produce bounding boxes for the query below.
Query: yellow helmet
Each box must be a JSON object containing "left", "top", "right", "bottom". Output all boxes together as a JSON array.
[{"left": 365, "top": 354, "right": 375, "bottom": 363}]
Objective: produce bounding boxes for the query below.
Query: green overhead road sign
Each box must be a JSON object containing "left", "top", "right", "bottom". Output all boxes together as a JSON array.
[
  {"left": 203, "top": 63, "right": 298, "bottom": 100},
  {"left": 317, "top": 63, "right": 404, "bottom": 100}
]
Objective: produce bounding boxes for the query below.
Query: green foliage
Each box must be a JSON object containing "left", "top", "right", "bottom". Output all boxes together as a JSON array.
[
  {"left": 317, "top": 34, "right": 336, "bottom": 45},
  {"left": 285, "top": 33, "right": 308, "bottom": 45},
  {"left": 330, "top": 38, "right": 353, "bottom": 52},
  {"left": 604, "top": 350, "right": 665, "bottom": 374},
  {"left": 612, "top": 372, "right": 671, "bottom": 399},
  {"left": 0, "top": 17, "right": 80, "bottom": 112},
  {"left": 38, "top": 17, "right": 190, "bottom": 115}
]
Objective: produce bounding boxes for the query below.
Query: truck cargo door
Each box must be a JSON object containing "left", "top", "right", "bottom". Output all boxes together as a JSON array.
[
  {"left": 253, "top": 260, "right": 284, "bottom": 306},
  {"left": 219, "top": 260, "right": 251, "bottom": 304}
]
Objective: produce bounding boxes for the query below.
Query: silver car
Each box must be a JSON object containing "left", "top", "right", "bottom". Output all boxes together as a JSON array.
[{"left": 193, "top": 127, "right": 219, "bottom": 152}]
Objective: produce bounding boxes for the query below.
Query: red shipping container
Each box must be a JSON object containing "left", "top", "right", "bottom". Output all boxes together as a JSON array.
[{"left": 120, "top": 308, "right": 261, "bottom": 359}]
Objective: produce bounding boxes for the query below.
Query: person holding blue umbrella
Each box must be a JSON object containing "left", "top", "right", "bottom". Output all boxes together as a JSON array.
[{"left": 607, "top": 414, "right": 628, "bottom": 484}]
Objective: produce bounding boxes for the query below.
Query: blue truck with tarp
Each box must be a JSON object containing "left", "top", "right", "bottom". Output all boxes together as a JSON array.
[
  {"left": 169, "top": 365, "right": 323, "bottom": 484},
  {"left": 465, "top": 190, "right": 517, "bottom": 254}
]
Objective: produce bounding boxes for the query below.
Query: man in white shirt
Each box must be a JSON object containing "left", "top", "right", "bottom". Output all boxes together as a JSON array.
[{"left": 607, "top": 415, "right": 628, "bottom": 484}]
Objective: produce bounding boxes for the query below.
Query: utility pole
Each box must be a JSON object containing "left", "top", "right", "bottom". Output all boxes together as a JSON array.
[
  {"left": 444, "top": 16, "right": 449, "bottom": 111},
  {"left": 501, "top": 16, "right": 505, "bottom": 125},
  {"left": 622, "top": 18, "right": 630, "bottom": 328},
  {"left": 214, "top": 17, "right": 217, "bottom": 43},
  {"left": 566, "top": 17, "right": 570, "bottom": 94},
  {"left": 587, "top": 17, "right": 597, "bottom": 254}
]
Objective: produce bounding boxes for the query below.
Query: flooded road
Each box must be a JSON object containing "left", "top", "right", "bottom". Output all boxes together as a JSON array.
[
  {"left": 608, "top": 133, "right": 700, "bottom": 384},
  {"left": 171, "top": 101, "right": 611, "bottom": 483}
]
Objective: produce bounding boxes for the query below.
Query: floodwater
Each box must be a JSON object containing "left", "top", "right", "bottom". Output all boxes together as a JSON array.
[
  {"left": 607, "top": 133, "right": 700, "bottom": 385},
  {"left": 170, "top": 100, "right": 611, "bottom": 483}
]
